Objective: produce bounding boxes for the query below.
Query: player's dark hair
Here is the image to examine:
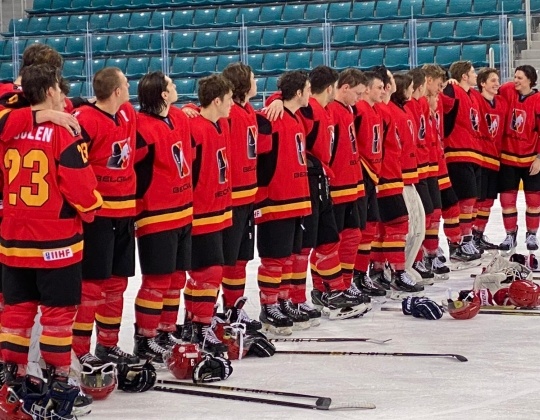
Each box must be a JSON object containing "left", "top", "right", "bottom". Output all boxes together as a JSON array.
[
  {"left": 391, "top": 73, "right": 413, "bottom": 106},
  {"left": 477, "top": 68, "right": 499, "bottom": 92},
  {"left": 363, "top": 71, "right": 383, "bottom": 88},
  {"left": 21, "top": 43, "right": 63, "bottom": 72},
  {"left": 198, "top": 74, "right": 233, "bottom": 108},
  {"left": 372, "top": 65, "right": 391, "bottom": 88},
  {"left": 59, "top": 77, "right": 70, "bottom": 96},
  {"left": 20, "top": 64, "right": 60, "bottom": 105},
  {"left": 449, "top": 61, "right": 473, "bottom": 82},
  {"left": 278, "top": 70, "right": 309, "bottom": 101},
  {"left": 222, "top": 62, "right": 253, "bottom": 103},
  {"left": 138, "top": 71, "right": 168, "bottom": 115},
  {"left": 408, "top": 68, "right": 426, "bottom": 90},
  {"left": 93, "top": 67, "right": 123, "bottom": 101},
  {"left": 515, "top": 64, "right": 537, "bottom": 87},
  {"left": 337, "top": 68, "right": 367, "bottom": 89},
  {"left": 309, "top": 66, "right": 339, "bottom": 94}
]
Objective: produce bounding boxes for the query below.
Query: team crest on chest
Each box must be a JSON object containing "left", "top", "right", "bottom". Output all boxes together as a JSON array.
[
  {"left": 485, "top": 114, "right": 500, "bottom": 138},
  {"left": 107, "top": 138, "right": 131, "bottom": 169},
  {"left": 511, "top": 109, "right": 526, "bottom": 133},
  {"left": 172, "top": 141, "right": 190, "bottom": 178},
  {"left": 295, "top": 133, "right": 306, "bottom": 165},
  {"left": 217, "top": 148, "right": 228, "bottom": 184},
  {"left": 470, "top": 108, "right": 479, "bottom": 131}
]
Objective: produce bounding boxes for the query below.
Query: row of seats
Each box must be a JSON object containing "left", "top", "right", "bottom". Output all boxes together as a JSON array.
[
  {"left": 28, "top": 0, "right": 532, "bottom": 18},
  {"left": 10, "top": 1, "right": 531, "bottom": 36},
  {"left": 0, "top": 43, "right": 499, "bottom": 82},
  {"left": 2, "top": 17, "right": 524, "bottom": 59}
]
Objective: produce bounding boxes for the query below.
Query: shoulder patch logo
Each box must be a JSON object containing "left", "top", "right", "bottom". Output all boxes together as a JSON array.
[
  {"left": 172, "top": 141, "right": 190, "bottom": 178},
  {"left": 107, "top": 138, "right": 131, "bottom": 169}
]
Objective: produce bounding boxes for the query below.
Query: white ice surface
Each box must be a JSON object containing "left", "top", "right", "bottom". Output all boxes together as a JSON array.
[{"left": 85, "top": 195, "right": 540, "bottom": 420}]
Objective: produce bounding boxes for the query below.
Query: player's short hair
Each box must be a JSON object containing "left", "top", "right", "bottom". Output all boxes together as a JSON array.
[
  {"left": 392, "top": 73, "right": 413, "bottom": 106},
  {"left": 422, "top": 64, "right": 446, "bottom": 80},
  {"left": 309, "top": 66, "right": 339, "bottom": 94},
  {"left": 277, "top": 70, "right": 309, "bottom": 101},
  {"left": 198, "top": 74, "right": 233, "bottom": 108},
  {"left": 21, "top": 43, "right": 63, "bottom": 72},
  {"left": 449, "top": 61, "right": 474, "bottom": 82},
  {"left": 222, "top": 62, "right": 253, "bottom": 103},
  {"left": 93, "top": 67, "right": 124, "bottom": 101},
  {"left": 477, "top": 67, "right": 499, "bottom": 92},
  {"left": 515, "top": 64, "right": 538, "bottom": 87},
  {"left": 408, "top": 68, "right": 426, "bottom": 90},
  {"left": 363, "top": 71, "right": 383, "bottom": 88},
  {"left": 20, "top": 64, "right": 60, "bottom": 106},
  {"left": 59, "top": 78, "right": 70, "bottom": 96},
  {"left": 372, "top": 65, "right": 391, "bottom": 88},
  {"left": 138, "top": 71, "right": 168, "bottom": 115},
  {"left": 337, "top": 68, "right": 367, "bottom": 89}
]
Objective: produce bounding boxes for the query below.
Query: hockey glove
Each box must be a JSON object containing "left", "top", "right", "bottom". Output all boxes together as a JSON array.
[
  {"left": 401, "top": 296, "right": 418, "bottom": 315},
  {"left": 117, "top": 360, "right": 156, "bottom": 393},
  {"left": 411, "top": 297, "right": 444, "bottom": 320},
  {"left": 246, "top": 335, "right": 276, "bottom": 357},
  {"left": 192, "top": 355, "right": 233, "bottom": 383}
]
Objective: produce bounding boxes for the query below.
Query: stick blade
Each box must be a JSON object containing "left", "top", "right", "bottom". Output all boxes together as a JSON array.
[
  {"left": 453, "top": 354, "right": 468, "bottom": 362},
  {"left": 328, "top": 401, "right": 377, "bottom": 410}
]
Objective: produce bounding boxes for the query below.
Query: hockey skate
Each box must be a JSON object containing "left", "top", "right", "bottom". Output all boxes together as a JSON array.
[
  {"left": 95, "top": 343, "right": 140, "bottom": 365},
  {"left": 424, "top": 255, "right": 450, "bottom": 280},
  {"left": 191, "top": 322, "right": 229, "bottom": 355},
  {"left": 134, "top": 333, "right": 170, "bottom": 364},
  {"left": 259, "top": 303, "right": 293, "bottom": 336},
  {"left": 526, "top": 232, "right": 539, "bottom": 256},
  {"left": 354, "top": 270, "right": 387, "bottom": 296},
  {"left": 343, "top": 283, "right": 373, "bottom": 313},
  {"left": 225, "top": 296, "right": 263, "bottom": 332},
  {"left": 297, "top": 301, "right": 322, "bottom": 327},
  {"left": 499, "top": 230, "right": 517, "bottom": 257},
  {"left": 389, "top": 270, "right": 424, "bottom": 300},
  {"left": 412, "top": 260, "right": 435, "bottom": 286},
  {"left": 311, "top": 289, "right": 370, "bottom": 320},
  {"left": 279, "top": 299, "right": 311, "bottom": 330},
  {"left": 472, "top": 229, "right": 499, "bottom": 256},
  {"left": 449, "top": 239, "right": 482, "bottom": 271}
]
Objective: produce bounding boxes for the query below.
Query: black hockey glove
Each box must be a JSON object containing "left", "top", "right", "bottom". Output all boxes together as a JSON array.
[
  {"left": 117, "top": 360, "right": 156, "bottom": 392},
  {"left": 192, "top": 355, "right": 233, "bottom": 383},
  {"left": 411, "top": 297, "right": 444, "bottom": 320},
  {"left": 246, "top": 335, "right": 276, "bottom": 357}
]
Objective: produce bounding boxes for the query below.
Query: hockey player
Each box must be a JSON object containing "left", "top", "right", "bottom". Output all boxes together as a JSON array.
[
  {"left": 183, "top": 74, "right": 234, "bottom": 354},
  {"left": 132, "top": 72, "right": 193, "bottom": 363},
  {"left": 497, "top": 65, "right": 540, "bottom": 254},
  {"left": 0, "top": 64, "right": 102, "bottom": 416},
  {"left": 255, "top": 71, "right": 312, "bottom": 334},
  {"left": 219, "top": 63, "right": 262, "bottom": 331},
  {"left": 72, "top": 67, "right": 140, "bottom": 366},
  {"left": 469, "top": 68, "right": 507, "bottom": 252}
]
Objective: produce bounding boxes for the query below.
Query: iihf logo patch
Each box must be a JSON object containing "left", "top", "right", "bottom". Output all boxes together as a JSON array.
[
  {"left": 470, "top": 108, "right": 479, "bottom": 131},
  {"left": 372, "top": 124, "right": 381, "bottom": 153},
  {"left": 247, "top": 125, "right": 257, "bottom": 159},
  {"left": 511, "top": 109, "right": 526, "bottom": 134},
  {"left": 217, "top": 148, "right": 228, "bottom": 184},
  {"left": 172, "top": 141, "right": 190, "bottom": 178},
  {"left": 107, "top": 138, "right": 131, "bottom": 169},
  {"left": 43, "top": 247, "right": 73, "bottom": 261},
  {"left": 418, "top": 115, "right": 426, "bottom": 140},
  {"left": 295, "top": 133, "right": 306, "bottom": 165},
  {"left": 348, "top": 123, "right": 357, "bottom": 154},
  {"left": 485, "top": 114, "right": 500, "bottom": 138}
]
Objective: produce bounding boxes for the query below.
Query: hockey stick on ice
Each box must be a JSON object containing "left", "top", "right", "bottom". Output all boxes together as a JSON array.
[
  {"left": 269, "top": 337, "right": 391, "bottom": 344},
  {"left": 276, "top": 350, "right": 468, "bottom": 362},
  {"left": 152, "top": 385, "right": 376, "bottom": 410},
  {"left": 381, "top": 305, "right": 540, "bottom": 315}
]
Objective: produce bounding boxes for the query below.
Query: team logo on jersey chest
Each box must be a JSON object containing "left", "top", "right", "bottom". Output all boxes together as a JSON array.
[
  {"left": 418, "top": 115, "right": 426, "bottom": 140},
  {"left": 107, "top": 138, "right": 131, "bottom": 169},
  {"left": 470, "top": 108, "right": 479, "bottom": 131},
  {"left": 348, "top": 123, "right": 357, "bottom": 153},
  {"left": 295, "top": 133, "right": 306, "bottom": 165},
  {"left": 172, "top": 141, "right": 190, "bottom": 178},
  {"left": 511, "top": 109, "right": 526, "bottom": 133},
  {"left": 217, "top": 148, "right": 228, "bottom": 184},
  {"left": 247, "top": 125, "right": 257, "bottom": 159},
  {"left": 485, "top": 114, "right": 500, "bottom": 138}
]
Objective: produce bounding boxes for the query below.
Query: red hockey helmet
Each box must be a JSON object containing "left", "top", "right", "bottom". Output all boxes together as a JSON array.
[
  {"left": 0, "top": 383, "right": 32, "bottom": 420},
  {"left": 508, "top": 280, "right": 540, "bottom": 308},
  {"left": 164, "top": 343, "right": 202, "bottom": 380},
  {"left": 448, "top": 299, "right": 481, "bottom": 320},
  {"left": 493, "top": 287, "right": 511, "bottom": 306},
  {"left": 79, "top": 362, "right": 117, "bottom": 400}
]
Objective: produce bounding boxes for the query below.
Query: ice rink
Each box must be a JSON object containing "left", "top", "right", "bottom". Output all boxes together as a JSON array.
[{"left": 86, "top": 196, "right": 540, "bottom": 420}]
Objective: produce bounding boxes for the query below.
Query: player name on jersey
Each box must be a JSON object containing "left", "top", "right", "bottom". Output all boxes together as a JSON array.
[{"left": 14, "top": 127, "right": 53, "bottom": 143}]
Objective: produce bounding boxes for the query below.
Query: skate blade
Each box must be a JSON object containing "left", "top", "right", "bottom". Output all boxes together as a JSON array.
[
  {"left": 262, "top": 323, "right": 293, "bottom": 336},
  {"left": 292, "top": 321, "right": 311, "bottom": 331},
  {"left": 327, "top": 304, "right": 368, "bottom": 320},
  {"left": 449, "top": 259, "right": 483, "bottom": 271},
  {"left": 309, "top": 318, "right": 321, "bottom": 327},
  {"left": 416, "top": 277, "right": 435, "bottom": 286},
  {"left": 434, "top": 273, "right": 450, "bottom": 281},
  {"left": 389, "top": 290, "right": 425, "bottom": 300}
]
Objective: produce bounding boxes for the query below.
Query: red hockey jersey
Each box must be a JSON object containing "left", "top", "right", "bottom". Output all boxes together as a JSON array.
[
  {"left": 190, "top": 114, "right": 232, "bottom": 235},
  {"left": 255, "top": 109, "right": 311, "bottom": 223},
  {"left": 498, "top": 82, "right": 540, "bottom": 168},
  {"left": 404, "top": 97, "right": 430, "bottom": 179},
  {"left": 228, "top": 102, "right": 258, "bottom": 207},
  {"left": 75, "top": 102, "right": 137, "bottom": 218},
  {"left": 434, "top": 97, "right": 452, "bottom": 190},
  {"left": 388, "top": 101, "right": 418, "bottom": 186},
  {"left": 355, "top": 100, "right": 383, "bottom": 184},
  {"left": 0, "top": 122, "right": 102, "bottom": 268},
  {"left": 326, "top": 100, "right": 364, "bottom": 203},
  {"left": 135, "top": 106, "right": 193, "bottom": 237}
]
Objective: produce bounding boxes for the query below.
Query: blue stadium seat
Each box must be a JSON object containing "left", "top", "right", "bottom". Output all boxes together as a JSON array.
[
  {"left": 474, "top": 0, "right": 496, "bottom": 14},
  {"left": 215, "top": 8, "right": 238, "bottom": 26},
  {"left": 63, "top": 59, "right": 85, "bottom": 80},
  {"left": 105, "top": 57, "right": 128, "bottom": 73},
  {"left": 281, "top": 5, "right": 305, "bottom": 23},
  {"left": 385, "top": 47, "right": 409, "bottom": 70},
  {"left": 171, "top": 10, "right": 194, "bottom": 28},
  {"left": 193, "top": 56, "right": 218, "bottom": 75},
  {"left": 259, "top": 6, "right": 283, "bottom": 24},
  {"left": 416, "top": 21, "right": 430, "bottom": 42},
  {"left": 454, "top": 20, "right": 480, "bottom": 41},
  {"left": 30, "top": 0, "right": 52, "bottom": 13},
  {"left": 359, "top": 47, "right": 384, "bottom": 68},
  {"left": 417, "top": 46, "right": 435, "bottom": 64},
  {"left": 435, "top": 44, "right": 461, "bottom": 66},
  {"left": 328, "top": 2, "right": 351, "bottom": 20},
  {"left": 48, "top": 15, "right": 69, "bottom": 34},
  {"left": 129, "top": 12, "right": 152, "bottom": 30},
  {"left": 150, "top": 11, "right": 173, "bottom": 29},
  {"left": 0, "top": 62, "right": 14, "bottom": 81},
  {"left": 400, "top": 0, "right": 423, "bottom": 17},
  {"left": 216, "top": 54, "right": 239, "bottom": 71},
  {"left": 22, "top": 17, "right": 48, "bottom": 35},
  {"left": 6, "top": 18, "right": 28, "bottom": 36},
  {"left": 305, "top": 4, "right": 328, "bottom": 22},
  {"left": 67, "top": 14, "right": 89, "bottom": 32},
  {"left": 251, "top": 100, "right": 263, "bottom": 110},
  {"left": 129, "top": 33, "right": 151, "bottom": 53},
  {"left": 333, "top": 25, "right": 358, "bottom": 46},
  {"left": 90, "top": 35, "right": 108, "bottom": 55},
  {"left": 311, "top": 50, "right": 335, "bottom": 67},
  {"left": 285, "top": 27, "right": 309, "bottom": 48},
  {"left": 480, "top": 18, "right": 500, "bottom": 40},
  {"left": 255, "top": 76, "right": 265, "bottom": 93},
  {"left": 335, "top": 49, "right": 360, "bottom": 69},
  {"left": 247, "top": 53, "right": 264, "bottom": 72},
  {"left": 79, "top": 81, "right": 91, "bottom": 98},
  {"left": 89, "top": 14, "right": 110, "bottom": 31},
  {"left": 287, "top": 51, "right": 311, "bottom": 70},
  {"left": 430, "top": 21, "right": 455, "bottom": 42},
  {"left": 45, "top": 37, "right": 66, "bottom": 55},
  {"left": 130, "top": 0, "right": 154, "bottom": 9},
  {"left": 511, "top": 17, "right": 526, "bottom": 38},
  {"left": 0, "top": 39, "right": 12, "bottom": 60},
  {"left": 380, "top": 22, "right": 406, "bottom": 43},
  {"left": 22, "top": 39, "right": 40, "bottom": 52},
  {"left": 88, "top": 0, "right": 111, "bottom": 11},
  {"left": 532, "top": 0, "right": 540, "bottom": 12},
  {"left": 488, "top": 43, "right": 500, "bottom": 64},
  {"left": 351, "top": 1, "right": 375, "bottom": 20},
  {"left": 261, "top": 28, "right": 286, "bottom": 49},
  {"left": 128, "top": 80, "right": 139, "bottom": 98},
  {"left": 306, "top": 26, "right": 324, "bottom": 47},
  {"left": 108, "top": 13, "right": 130, "bottom": 31},
  {"left": 461, "top": 43, "right": 487, "bottom": 66},
  {"left": 424, "top": 0, "right": 447, "bottom": 16},
  {"left": 107, "top": 34, "right": 130, "bottom": 54},
  {"left": 68, "top": 81, "right": 83, "bottom": 98},
  {"left": 149, "top": 33, "right": 163, "bottom": 52},
  {"left": 148, "top": 56, "right": 166, "bottom": 72},
  {"left": 237, "top": 7, "right": 260, "bottom": 24},
  {"left": 357, "top": 24, "right": 381, "bottom": 45},
  {"left": 247, "top": 29, "right": 263, "bottom": 46},
  {"left": 193, "top": 31, "right": 218, "bottom": 50},
  {"left": 126, "top": 57, "right": 149, "bottom": 78},
  {"left": 498, "top": 0, "right": 521, "bottom": 13},
  {"left": 171, "top": 32, "right": 195, "bottom": 53},
  {"left": 193, "top": 9, "right": 216, "bottom": 27},
  {"left": 216, "top": 30, "right": 239, "bottom": 50},
  {"left": 265, "top": 76, "right": 278, "bottom": 92},
  {"left": 175, "top": 78, "right": 196, "bottom": 97},
  {"left": 261, "top": 52, "right": 287, "bottom": 74},
  {"left": 50, "top": 0, "right": 72, "bottom": 12},
  {"left": 375, "top": 0, "right": 399, "bottom": 19},
  {"left": 71, "top": 0, "right": 106, "bottom": 12},
  {"left": 89, "top": 58, "right": 106, "bottom": 73},
  {"left": 448, "top": 0, "right": 474, "bottom": 15}
]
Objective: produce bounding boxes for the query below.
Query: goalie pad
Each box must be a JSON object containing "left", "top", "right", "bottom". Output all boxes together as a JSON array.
[
  {"left": 473, "top": 272, "right": 506, "bottom": 294},
  {"left": 117, "top": 360, "right": 156, "bottom": 393},
  {"left": 484, "top": 254, "right": 533, "bottom": 283},
  {"left": 192, "top": 355, "right": 233, "bottom": 383}
]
